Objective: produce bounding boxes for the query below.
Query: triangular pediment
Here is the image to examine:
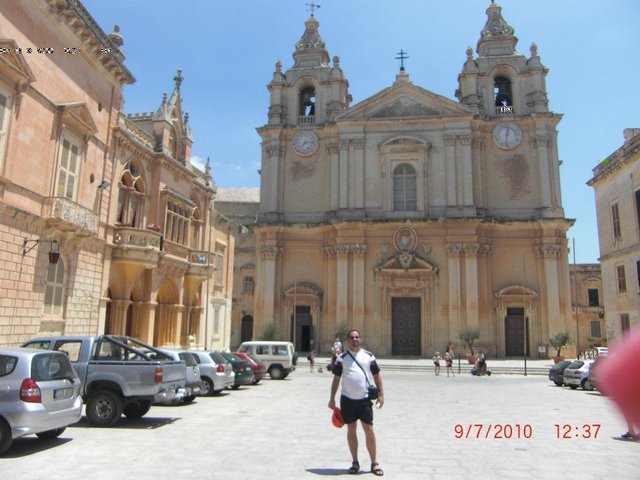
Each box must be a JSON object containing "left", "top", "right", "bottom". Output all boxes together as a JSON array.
[
  {"left": 338, "top": 80, "right": 474, "bottom": 121},
  {"left": 56, "top": 102, "right": 97, "bottom": 139},
  {"left": 375, "top": 252, "right": 438, "bottom": 273},
  {"left": 0, "top": 38, "right": 36, "bottom": 92}
]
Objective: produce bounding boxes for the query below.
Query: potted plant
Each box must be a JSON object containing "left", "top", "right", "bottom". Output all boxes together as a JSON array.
[
  {"left": 549, "top": 332, "right": 570, "bottom": 363},
  {"left": 459, "top": 329, "right": 480, "bottom": 364}
]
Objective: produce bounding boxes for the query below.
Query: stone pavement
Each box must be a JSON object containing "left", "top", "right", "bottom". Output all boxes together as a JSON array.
[{"left": 1, "top": 362, "right": 638, "bottom": 480}]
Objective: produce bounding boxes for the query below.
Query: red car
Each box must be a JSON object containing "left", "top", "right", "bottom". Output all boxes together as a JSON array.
[{"left": 232, "top": 352, "right": 267, "bottom": 384}]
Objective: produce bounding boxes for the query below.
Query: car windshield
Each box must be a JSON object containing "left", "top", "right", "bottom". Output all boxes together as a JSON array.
[
  {"left": 555, "top": 360, "right": 572, "bottom": 369},
  {"left": 178, "top": 352, "right": 198, "bottom": 367},
  {"left": 31, "top": 353, "right": 76, "bottom": 381},
  {"left": 567, "top": 361, "right": 584, "bottom": 369},
  {"left": 208, "top": 351, "right": 227, "bottom": 364}
]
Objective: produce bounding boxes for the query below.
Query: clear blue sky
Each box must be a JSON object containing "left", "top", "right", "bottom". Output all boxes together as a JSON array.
[{"left": 83, "top": 0, "right": 640, "bottom": 263}]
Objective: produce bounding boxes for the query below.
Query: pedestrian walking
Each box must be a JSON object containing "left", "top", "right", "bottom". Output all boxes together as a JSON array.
[
  {"left": 308, "top": 349, "right": 316, "bottom": 372},
  {"left": 432, "top": 351, "right": 441, "bottom": 376},
  {"left": 328, "top": 329, "right": 385, "bottom": 476},
  {"left": 444, "top": 352, "right": 454, "bottom": 377}
]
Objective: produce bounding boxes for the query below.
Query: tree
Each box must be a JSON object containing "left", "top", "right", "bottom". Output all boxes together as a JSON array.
[
  {"left": 334, "top": 322, "right": 350, "bottom": 342},
  {"left": 258, "top": 322, "right": 282, "bottom": 341},
  {"left": 549, "top": 332, "right": 571, "bottom": 357},
  {"left": 459, "top": 329, "right": 480, "bottom": 356}
]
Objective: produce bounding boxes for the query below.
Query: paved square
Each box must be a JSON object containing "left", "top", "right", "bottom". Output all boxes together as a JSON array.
[{"left": 2, "top": 368, "right": 638, "bottom": 479}]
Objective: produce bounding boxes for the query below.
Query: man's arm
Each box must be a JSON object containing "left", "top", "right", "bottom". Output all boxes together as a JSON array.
[
  {"left": 373, "top": 373, "right": 384, "bottom": 408},
  {"left": 328, "top": 374, "right": 341, "bottom": 409}
]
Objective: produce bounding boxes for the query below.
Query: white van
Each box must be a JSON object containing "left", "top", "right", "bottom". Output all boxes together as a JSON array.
[{"left": 237, "top": 341, "right": 297, "bottom": 380}]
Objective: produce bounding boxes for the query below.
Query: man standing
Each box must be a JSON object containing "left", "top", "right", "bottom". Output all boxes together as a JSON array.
[{"left": 328, "top": 329, "right": 384, "bottom": 476}]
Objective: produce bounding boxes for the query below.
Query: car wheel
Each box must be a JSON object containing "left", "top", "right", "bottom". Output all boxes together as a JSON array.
[
  {"left": 123, "top": 401, "right": 151, "bottom": 419},
  {"left": 569, "top": 384, "right": 578, "bottom": 390},
  {"left": 554, "top": 380, "right": 564, "bottom": 386},
  {"left": 36, "top": 427, "right": 66, "bottom": 440},
  {"left": 269, "top": 366, "right": 284, "bottom": 380},
  {"left": 0, "top": 418, "right": 12, "bottom": 455},
  {"left": 200, "top": 377, "right": 214, "bottom": 396},
  {"left": 87, "top": 390, "right": 124, "bottom": 427},
  {"left": 232, "top": 384, "right": 240, "bottom": 390},
  {"left": 583, "top": 379, "right": 594, "bottom": 391}
]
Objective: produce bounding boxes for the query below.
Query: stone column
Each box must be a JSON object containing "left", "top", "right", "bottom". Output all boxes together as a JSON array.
[
  {"left": 328, "top": 142, "right": 339, "bottom": 211},
  {"left": 531, "top": 136, "right": 552, "bottom": 208},
  {"left": 537, "top": 244, "right": 562, "bottom": 336},
  {"left": 353, "top": 140, "right": 365, "bottom": 210},
  {"left": 338, "top": 140, "right": 349, "bottom": 210},
  {"left": 444, "top": 136, "right": 457, "bottom": 207},
  {"left": 463, "top": 243, "right": 480, "bottom": 330},
  {"left": 446, "top": 244, "right": 462, "bottom": 339},
  {"left": 460, "top": 136, "right": 474, "bottom": 207},
  {"left": 351, "top": 243, "right": 366, "bottom": 327},
  {"left": 260, "top": 246, "right": 280, "bottom": 331},
  {"left": 335, "top": 245, "right": 350, "bottom": 324},
  {"left": 109, "top": 300, "right": 131, "bottom": 336}
]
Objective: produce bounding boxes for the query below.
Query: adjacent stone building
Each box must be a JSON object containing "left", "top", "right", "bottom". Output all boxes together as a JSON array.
[
  {"left": 569, "top": 264, "right": 604, "bottom": 354},
  {"left": 588, "top": 128, "right": 640, "bottom": 340},
  {"left": 248, "top": 3, "right": 574, "bottom": 357},
  {"left": 0, "top": 0, "right": 232, "bottom": 349}
]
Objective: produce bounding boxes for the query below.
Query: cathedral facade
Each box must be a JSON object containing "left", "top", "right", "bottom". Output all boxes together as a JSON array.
[{"left": 249, "top": 3, "right": 573, "bottom": 357}]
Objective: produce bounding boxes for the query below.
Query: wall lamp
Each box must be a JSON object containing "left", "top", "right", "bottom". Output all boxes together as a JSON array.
[
  {"left": 597, "top": 307, "right": 605, "bottom": 319},
  {"left": 22, "top": 238, "right": 60, "bottom": 264}
]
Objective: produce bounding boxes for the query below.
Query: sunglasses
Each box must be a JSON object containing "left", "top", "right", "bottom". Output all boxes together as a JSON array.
[{"left": 349, "top": 336, "right": 360, "bottom": 339}]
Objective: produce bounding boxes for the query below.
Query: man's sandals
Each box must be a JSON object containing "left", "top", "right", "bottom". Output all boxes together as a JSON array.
[
  {"left": 347, "top": 461, "right": 359, "bottom": 474},
  {"left": 371, "top": 462, "right": 384, "bottom": 476}
]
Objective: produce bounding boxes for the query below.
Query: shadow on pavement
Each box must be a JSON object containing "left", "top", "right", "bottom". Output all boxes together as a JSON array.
[
  {"left": 2, "top": 437, "right": 72, "bottom": 458},
  {"left": 306, "top": 467, "right": 349, "bottom": 476},
  {"left": 70, "top": 416, "right": 180, "bottom": 430}
]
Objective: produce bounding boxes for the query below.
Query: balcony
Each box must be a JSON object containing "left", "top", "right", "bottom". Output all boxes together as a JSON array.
[
  {"left": 495, "top": 105, "right": 514, "bottom": 116},
  {"left": 187, "top": 250, "right": 212, "bottom": 278},
  {"left": 112, "top": 227, "right": 162, "bottom": 266},
  {"left": 298, "top": 115, "right": 315, "bottom": 125},
  {"left": 41, "top": 196, "right": 98, "bottom": 235}
]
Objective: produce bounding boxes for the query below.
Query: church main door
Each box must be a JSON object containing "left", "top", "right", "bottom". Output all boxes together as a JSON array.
[
  {"left": 505, "top": 307, "right": 529, "bottom": 356},
  {"left": 391, "top": 297, "right": 421, "bottom": 355}
]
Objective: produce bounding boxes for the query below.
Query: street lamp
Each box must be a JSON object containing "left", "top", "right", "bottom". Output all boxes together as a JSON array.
[{"left": 22, "top": 238, "right": 60, "bottom": 264}]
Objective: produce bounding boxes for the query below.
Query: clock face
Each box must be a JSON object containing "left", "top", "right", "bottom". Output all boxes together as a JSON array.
[
  {"left": 292, "top": 131, "right": 319, "bottom": 156},
  {"left": 492, "top": 122, "right": 522, "bottom": 149}
]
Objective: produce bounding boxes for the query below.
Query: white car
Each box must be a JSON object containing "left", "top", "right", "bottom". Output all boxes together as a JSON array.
[
  {"left": 237, "top": 341, "right": 297, "bottom": 380},
  {"left": 563, "top": 359, "right": 596, "bottom": 390},
  {"left": 0, "top": 347, "right": 82, "bottom": 455},
  {"left": 187, "top": 351, "right": 234, "bottom": 395}
]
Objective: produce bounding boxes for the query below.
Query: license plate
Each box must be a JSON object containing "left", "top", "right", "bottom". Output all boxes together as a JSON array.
[{"left": 54, "top": 387, "right": 73, "bottom": 400}]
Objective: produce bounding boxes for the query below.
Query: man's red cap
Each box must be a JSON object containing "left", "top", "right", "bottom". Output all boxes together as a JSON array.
[{"left": 332, "top": 407, "right": 344, "bottom": 428}]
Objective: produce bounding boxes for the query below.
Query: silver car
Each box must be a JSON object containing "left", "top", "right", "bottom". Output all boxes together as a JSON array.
[
  {"left": 563, "top": 359, "right": 596, "bottom": 390},
  {"left": 186, "top": 351, "right": 234, "bottom": 395},
  {"left": 0, "top": 347, "right": 82, "bottom": 455},
  {"left": 153, "top": 349, "right": 202, "bottom": 404}
]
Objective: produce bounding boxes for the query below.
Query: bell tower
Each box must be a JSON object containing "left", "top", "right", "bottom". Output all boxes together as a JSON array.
[
  {"left": 266, "top": 14, "right": 351, "bottom": 127},
  {"left": 456, "top": 1, "right": 550, "bottom": 118}
]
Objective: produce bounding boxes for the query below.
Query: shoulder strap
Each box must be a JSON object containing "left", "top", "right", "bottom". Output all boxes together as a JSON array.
[{"left": 347, "top": 351, "right": 371, "bottom": 387}]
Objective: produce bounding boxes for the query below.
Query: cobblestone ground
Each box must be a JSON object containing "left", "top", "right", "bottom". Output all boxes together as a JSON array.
[{"left": 1, "top": 368, "right": 638, "bottom": 480}]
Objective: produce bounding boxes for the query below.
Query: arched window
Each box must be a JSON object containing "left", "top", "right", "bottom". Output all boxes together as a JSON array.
[
  {"left": 393, "top": 164, "right": 417, "bottom": 211},
  {"left": 190, "top": 205, "right": 201, "bottom": 249},
  {"left": 494, "top": 76, "right": 512, "bottom": 107},
  {"left": 117, "top": 159, "right": 146, "bottom": 227},
  {"left": 44, "top": 257, "right": 65, "bottom": 316},
  {"left": 165, "top": 201, "right": 191, "bottom": 245},
  {"left": 299, "top": 87, "right": 316, "bottom": 116}
]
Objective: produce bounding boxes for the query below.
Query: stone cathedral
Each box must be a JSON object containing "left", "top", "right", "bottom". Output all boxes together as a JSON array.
[{"left": 249, "top": 2, "right": 573, "bottom": 357}]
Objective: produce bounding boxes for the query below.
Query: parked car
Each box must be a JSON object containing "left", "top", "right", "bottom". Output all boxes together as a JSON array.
[
  {"left": 22, "top": 336, "right": 186, "bottom": 426},
  {"left": 152, "top": 349, "right": 202, "bottom": 403},
  {"left": 232, "top": 352, "right": 266, "bottom": 384},
  {"left": 187, "top": 351, "right": 234, "bottom": 396},
  {"left": 237, "top": 341, "right": 297, "bottom": 380},
  {"left": 0, "top": 347, "right": 83, "bottom": 455},
  {"left": 218, "top": 352, "right": 254, "bottom": 389},
  {"left": 563, "top": 359, "right": 596, "bottom": 390},
  {"left": 548, "top": 360, "right": 572, "bottom": 386}
]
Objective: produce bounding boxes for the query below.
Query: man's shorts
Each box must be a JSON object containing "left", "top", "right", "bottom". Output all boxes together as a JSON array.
[{"left": 340, "top": 395, "right": 373, "bottom": 425}]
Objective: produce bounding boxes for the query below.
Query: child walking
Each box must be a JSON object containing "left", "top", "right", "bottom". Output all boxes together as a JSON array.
[
  {"left": 432, "top": 351, "right": 441, "bottom": 376},
  {"left": 444, "top": 352, "right": 455, "bottom": 377}
]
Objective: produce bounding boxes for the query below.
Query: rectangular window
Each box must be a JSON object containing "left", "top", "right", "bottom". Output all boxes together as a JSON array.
[
  {"left": 620, "top": 313, "right": 630, "bottom": 332},
  {"left": 611, "top": 203, "right": 621, "bottom": 240},
  {"left": 243, "top": 276, "right": 254, "bottom": 293},
  {"left": 590, "top": 321, "right": 602, "bottom": 338},
  {"left": 616, "top": 264, "right": 627, "bottom": 293},
  {"left": 44, "top": 259, "right": 65, "bottom": 316},
  {"left": 587, "top": 288, "right": 600, "bottom": 307},
  {"left": 214, "top": 243, "right": 225, "bottom": 286},
  {"left": 56, "top": 137, "right": 81, "bottom": 199},
  {"left": 0, "top": 90, "right": 11, "bottom": 170}
]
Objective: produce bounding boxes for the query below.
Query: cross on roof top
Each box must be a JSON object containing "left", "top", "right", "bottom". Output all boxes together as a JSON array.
[
  {"left": 306, "top": 2, "right": 320, "bottom": 17},
  {"left": 395, "top": 49, "right": 409, "bottom": 71}
]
